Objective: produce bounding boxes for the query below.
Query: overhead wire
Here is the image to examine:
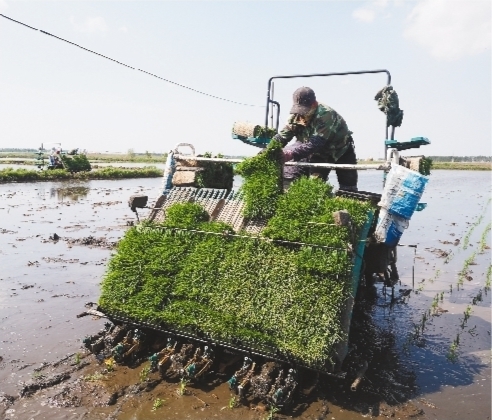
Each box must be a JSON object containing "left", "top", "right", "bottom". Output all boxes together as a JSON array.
[{"left": 0, "top": 13, "right": 263, "bottom": 107}]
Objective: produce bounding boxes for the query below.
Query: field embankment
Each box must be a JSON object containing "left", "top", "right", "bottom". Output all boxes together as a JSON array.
[
  {"left": 358, "top": 160, "right": 491, "bottom": 171},
  {"left": 0, "top": 167, "right": 162, "bottom": 183},
  {"left": 430, "top": 161, "right": 491, "bottom": 170}
]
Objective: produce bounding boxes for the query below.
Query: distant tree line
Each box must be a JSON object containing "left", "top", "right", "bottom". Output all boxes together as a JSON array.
[
  {"left": 0, "top": 148, "right": 38, "bottom": 152},
  {"left": 428, "top": 156, "right": 491, "bottom": 162}
]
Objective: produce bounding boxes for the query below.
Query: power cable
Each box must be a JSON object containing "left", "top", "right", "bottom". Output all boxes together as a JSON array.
[{"left": 0, "top": 13, "right": 263, "bottom": 107}]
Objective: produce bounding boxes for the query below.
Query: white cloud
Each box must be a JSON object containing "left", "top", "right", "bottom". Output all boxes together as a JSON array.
[
  {"left": 353, "top": 7, "right": 376, "bottom": 23},
  {"left": 0, "top": 0, "right": 9, "bottom": 13},
  {"left": 70, "top": 16, "right": 108, "bottom": 33},
  {"left": 404, "top": 0, "right": 491, "bottom": 61},
  {"left": 119, "top": 26, "right": 128, "bottom": 33}
]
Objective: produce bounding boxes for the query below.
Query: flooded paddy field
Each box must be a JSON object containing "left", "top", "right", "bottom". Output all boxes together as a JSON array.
[{"left": 0, "top": 171, "right": 490, "bottom": 420}]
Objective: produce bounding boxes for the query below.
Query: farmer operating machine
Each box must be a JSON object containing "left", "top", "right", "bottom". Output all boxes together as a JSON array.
[{"left": 88, "top": 70, "right": 430, "bottom": 410}]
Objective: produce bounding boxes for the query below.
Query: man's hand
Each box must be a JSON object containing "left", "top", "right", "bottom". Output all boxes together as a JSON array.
[{"left": 282, "top": 149, "right": 294, "bottom": 162}]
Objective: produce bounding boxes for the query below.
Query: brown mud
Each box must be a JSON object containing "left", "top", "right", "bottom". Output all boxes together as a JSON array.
[{"left": 0, "top": 172, "right": 490, "bottom": 420}]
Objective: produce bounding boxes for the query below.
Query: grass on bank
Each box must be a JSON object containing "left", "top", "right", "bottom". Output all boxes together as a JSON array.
[
  {"left": 0, "top": 167, "right": 162, "bottom": 183},
  {"left": 430, "top": 162, "right": 491, "bottom": 170}
]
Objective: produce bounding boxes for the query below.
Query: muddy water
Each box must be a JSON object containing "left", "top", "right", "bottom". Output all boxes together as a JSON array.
[{"left": 0, "top": 171, "right": 490, "bottom": 420}]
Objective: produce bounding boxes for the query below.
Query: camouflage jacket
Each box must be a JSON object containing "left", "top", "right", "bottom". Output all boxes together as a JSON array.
[{"left": 275, "top": 103, "right": 352, "bottom": 161}]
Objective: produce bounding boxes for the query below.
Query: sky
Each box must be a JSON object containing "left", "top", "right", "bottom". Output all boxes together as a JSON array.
[{"left": 0, "top": 0, "right": 490, "bottom": 158}]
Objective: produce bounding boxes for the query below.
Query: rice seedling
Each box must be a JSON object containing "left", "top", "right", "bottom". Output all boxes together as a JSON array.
[
  {"left": 84, "top": 372, "right": 104, "bottom": 382},
  {"left": 228, "top": 395, "right": 237, "bottom": 409},
  {"left": 195, "top": 152, "right": 234, "bottom": 190},
  {"left": 105, "top": 358, "right": 115, "bottom": 372},
  {"left": 462, "top": 199, "right": 490, "bottom": 249},
  {"left": 478, "top": 223, "right": 491, "bottom": 253},
  {"left": 264, "top": 405, "right": 279, "bottom": 420},
  {"left": 418, "top": 157, "right": 433, "bottom": 176},
  {"left": 100, "top": 146, "right": 371, "bottom": 366},
  {"left": 140, "top": 365, "right": 151, "bottom": 382},
  {"left": 99, "top": 171, "right": 373, "bottom": 368},
  {"left": 446, "top": 334, "right": 460, "bottom": 363},
  {"left": 457, "top": 251, "right": 477, "bottom": 287},
  {"left": 60, "top": 154, "right": 92, "bottom": 172},
  {"left": 32, "top": 371, "right": 43, "bottom": 379},
  {"left": 152, "top": 398, "right": 164, "bottom": 411},
  {"left": 485, "top": 265, "right": 492, "bottom": 291},
  {"left": 459, "top": 306, "right": 472, "bottom": 329},
  {"left": 430, "top": 294, "right": 440, "bottom": 315},
  {"left": 177, "top": 378, "right": 189, "bottom": 396},
  {"left": 234, "top": 139, "right": 283, "bottom": 219}
]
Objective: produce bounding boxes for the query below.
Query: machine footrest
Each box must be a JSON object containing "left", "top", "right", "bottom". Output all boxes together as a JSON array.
[{"left": 385, "top": 137, "right": 430, "bottom": 151}]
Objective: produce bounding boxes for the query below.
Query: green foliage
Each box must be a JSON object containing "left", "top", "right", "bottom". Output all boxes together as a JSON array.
[
  {"left": 140, "top": 365, "right": 151, "bottom": 382},
  {"left": 0, "top": 166, "right": 162, "bottom": 183},
  {"left": 431, "top": 162, "right": 491, "bottom": 171},
  {"left": 419, "top": 157, "right": 432, "bottom": 176},
  {"left": 253, "top": 126, "right": 277, "bottom": 139},
  {"left": 479, "top": 223, "right": 491, "bottom": 253},
  {"left": 60, "top": 154, "right": 92, "bottom": 172},
  {"left": 105, "top": 358, "right": 115, "bottom": 372},
  {"left": 234, "top": 140, "right": 283, "bottom": 219},
  {"left": 100, "top": 163, "right": 373, "bottom": 367},
  {"left": 263, "top": 177, "right": 372, "bottom": 247},
  {"left": 100, "top": 184, "right": 372, "bottom": 367},
  {"left": 164, "top": 203, "right": 209, "bottom": 228},
  {"left": 427, "top": 155, "right": 491, "bottom": 162},
  {"left": 228, "top": 395, "right": 237, "bottom": 409},
  {"left": 486, "top": 265, "right": 492, "bottom": 291},
  {"left": 446, "top": 334, "right": 459, "bottom": 363},
  {"left": 83, "top": 372, "right": 104, "bottom": 382},
  {"left": 195, "top": 153, "right": 234, "bottom": 190},
  {"left": 152, "top": 398, "right": 164, "bottom": 411},
  {"left": 264, "top": 406, "right": 280, "bottom": 420},
  {"left": 177, "top": 378, "right": 189, "bottom": 396}
]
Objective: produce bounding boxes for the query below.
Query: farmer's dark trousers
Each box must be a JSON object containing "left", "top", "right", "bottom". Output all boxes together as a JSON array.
[{"left": 310, "top": 142, "right": 358, "bottom": 191}]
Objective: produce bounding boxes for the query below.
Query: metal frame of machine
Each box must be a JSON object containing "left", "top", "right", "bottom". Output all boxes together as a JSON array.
[{"left": 92, "top": 71, "right": 431, "bottom": 409}]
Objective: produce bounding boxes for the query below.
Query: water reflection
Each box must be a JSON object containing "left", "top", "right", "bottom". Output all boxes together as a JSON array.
[{"left": 50, "top": 185, "right": 90, "bottom": 201}]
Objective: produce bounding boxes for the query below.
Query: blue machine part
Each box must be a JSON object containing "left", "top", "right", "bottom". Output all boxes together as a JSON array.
[
  {"left": 161, "top": 151, "right": 176, "bottom": 195},
  {"left": 232, "top": 134, "right": 271, "bottom": 148},
  {"left": 385, "top": 137, "right": 430, "bottom": 151}
]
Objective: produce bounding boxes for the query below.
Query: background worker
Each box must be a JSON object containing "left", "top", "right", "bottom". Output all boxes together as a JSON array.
[{"left": 273, "top": 87, "right": 358, "bottom": 192}]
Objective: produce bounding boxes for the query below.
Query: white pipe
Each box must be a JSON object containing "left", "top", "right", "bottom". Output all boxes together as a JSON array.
[{"left": 173, "top": 155, "right": 390, "bottom": 171}]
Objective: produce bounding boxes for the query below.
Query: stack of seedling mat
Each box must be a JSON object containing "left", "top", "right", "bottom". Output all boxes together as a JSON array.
[{"left": 99, "top": 141, "right": 375, "bottom": 372}]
